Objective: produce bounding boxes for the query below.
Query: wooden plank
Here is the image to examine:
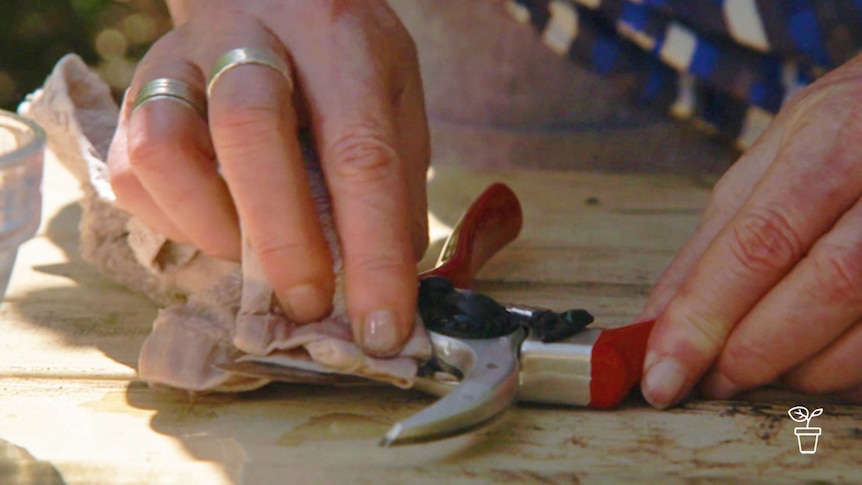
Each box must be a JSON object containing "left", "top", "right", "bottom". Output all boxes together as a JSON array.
[
  {"left": 1, "top": 153, "right": 859, "bottom": 484},
  {"left": 2, "top": 377, "right": 860, "bottom": 484}
]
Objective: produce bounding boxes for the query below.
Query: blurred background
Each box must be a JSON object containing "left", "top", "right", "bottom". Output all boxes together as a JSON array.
[
  {"left": 0, "top": 0, "right": 735, "bottom": 173},
  {"left": 0, "top": 0, "right": 171, "bottom": 110}
]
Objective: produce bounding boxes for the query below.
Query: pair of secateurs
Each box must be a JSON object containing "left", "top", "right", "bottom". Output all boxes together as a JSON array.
[{"left": 383, "top": 183, "right": 655, "bottom": 446}]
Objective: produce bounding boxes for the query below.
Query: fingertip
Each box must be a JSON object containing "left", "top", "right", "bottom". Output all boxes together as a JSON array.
[
  {"left": 278, "top": 282, "right": 334, "bottom": 324},
  {"left": 641, "top": 357, "right": 689, "bottom": 409},
  {"left": 358, "top": 308, "right": 408, "bottom": 357},
  {"left": 343, "top": 252, "right": 417, "bottom": 357}
]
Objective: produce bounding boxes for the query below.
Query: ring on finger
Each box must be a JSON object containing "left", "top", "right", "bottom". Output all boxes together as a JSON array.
[
  {"left": 134, "top": 78, "right": 207, "bottom": 119},
  {"left": 207, "top": 47, "right": 293, "bottom": 97}
]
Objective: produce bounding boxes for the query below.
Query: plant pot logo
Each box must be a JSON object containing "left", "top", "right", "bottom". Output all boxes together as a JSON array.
[{"left": 788, "top": 405, "right": 823, "bottom": 455}]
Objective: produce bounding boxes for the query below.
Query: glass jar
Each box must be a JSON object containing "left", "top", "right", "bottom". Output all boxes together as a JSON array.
[{"left": 0, "top": 110, "right": 45, "bottom": 300}]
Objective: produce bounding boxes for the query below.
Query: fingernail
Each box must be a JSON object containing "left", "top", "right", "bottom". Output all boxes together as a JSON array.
[
  {"left": 361, "top": 310, "right": 402, "bottom": 357},
  {"left": 643, "top": 351, "right": 659, "bottom": 372},
  {"left": 703, "top": 371, "right": 739, "bottom": 399},
  {"left": 642, "top": 358, "right": 688, "bottom": 409},
  {"left": 281, "top": 284, "right": 330, "bottom": 323}
]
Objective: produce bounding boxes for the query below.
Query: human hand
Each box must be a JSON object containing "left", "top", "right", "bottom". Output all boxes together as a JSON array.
[
  {"left": 107, "top": 0, "right": 430, "bottom": 356},
  {"left": 638, "top": 53, "right": 862, "bottom": 407}
]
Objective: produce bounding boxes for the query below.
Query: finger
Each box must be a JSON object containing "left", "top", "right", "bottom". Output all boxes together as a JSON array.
[
  {"left": 126, "top": 56, "right": 242, "bottom": 260},
  {"left": 299, "top": 47, "right": 417, "bottom": 357},
  {"left": 108, "top": 89, "right": 189, "bottom": 243},
  {"left": 393, "top": 47, "right": 431, "bottom": 260},
  {"left": 639, "top": 56, "right": 862, "bottom": 323},
  {"left": 701, "top": 197, "right": 862, "bottom": 397},
  {"left": 320, "top": 99, "right": 416, "bottom": 357},
  {"left": 642, "top": 81, "right": 862, "bottom": 408},
  {"left": 637, "top": 108, "right": 787, "bottom": 322},
  {"left": 207, "top": 41, "right": 335, "bottom": 323},
  {"left": 781, "top": 322, "right": 862, "bottom": 395}
]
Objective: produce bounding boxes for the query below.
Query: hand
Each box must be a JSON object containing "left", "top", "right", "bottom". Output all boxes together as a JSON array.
[
  {"left": 107, "top": 0, "right": 430, "bottom": 356},
  {"left": 638, "top": 53, "right": 862, "bottom": 407}
]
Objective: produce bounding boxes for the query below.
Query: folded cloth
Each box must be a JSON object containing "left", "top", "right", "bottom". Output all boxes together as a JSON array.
[{"left": 20, "top": 54, "right": 431, "bottom": 392}]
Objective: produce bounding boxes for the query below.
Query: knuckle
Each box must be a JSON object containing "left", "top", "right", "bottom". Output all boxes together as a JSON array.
[
  {"left": 255, "top": 239, "right": 318, "bottom": 264},
  {"left": 126, "top": 127, "right": 203, "bottom": 173},
  {"left": 211, "top": 102, "right": 286, "bottom": 157},
  {"left": 253, "top": 238, "right": 333, "bottom": 282},
  {"left": 347, "top": 252, "right": 412, "bottom": 277},
  {"left": 126, "top": 130, "right": 169, "bottom": 171},
  {"left": 728, "top": 207, "right": 804, "bottom": 275},
  {"left": 328, "top": 129, "right": 398, "bottom": 184},
  {"left": 811, "top": 242, "right": 862, "bottom": 304},
  {"left": 663, "top": 300, "right": 727, "bottom": 354},
  {"left": 108, "top": 168, "right": 140, "bottom": 208},
  {"left": 716, "top": 337, "right": 778, "bottom": 388},
  {"left": 216, "top": 100, "right": 283, "bottom": 135}
]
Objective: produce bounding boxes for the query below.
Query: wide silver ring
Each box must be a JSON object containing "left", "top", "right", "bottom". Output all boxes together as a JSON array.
[
  {"left": 134, "top": 78, "right": 207, "bottom": 119},
  {"left": 207, "top": 47, "right": 293, "bottom": 97}
]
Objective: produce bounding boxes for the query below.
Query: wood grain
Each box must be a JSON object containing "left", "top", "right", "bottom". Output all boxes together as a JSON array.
[{"left": 0, "top": 153, "right": 859, "bottom": 485}]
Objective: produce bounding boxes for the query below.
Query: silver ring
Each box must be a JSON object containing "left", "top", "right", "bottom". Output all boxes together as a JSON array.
[
  {"left": 134, "top": 78, "right": 207, "bottom": 119},
  {"left": 207, "top": 47, "right": 293, "bottom": 97}
]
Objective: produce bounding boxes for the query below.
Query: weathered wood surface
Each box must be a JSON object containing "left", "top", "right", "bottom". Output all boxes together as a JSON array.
[{"left": 1, "top": 153, "right": 859, "bottom": 485}]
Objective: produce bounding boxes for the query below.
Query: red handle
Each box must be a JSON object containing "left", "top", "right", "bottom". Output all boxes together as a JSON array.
[
  {"left": 420, "top": 183, "right": 523, "bottom": 289},
  {"left": 588, "top": 319, "right": 655, "bottom": 408}
]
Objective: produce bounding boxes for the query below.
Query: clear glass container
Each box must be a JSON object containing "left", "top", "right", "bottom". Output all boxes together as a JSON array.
[{"left": 0, "top": 110, "right": 45, "bottom": 300}]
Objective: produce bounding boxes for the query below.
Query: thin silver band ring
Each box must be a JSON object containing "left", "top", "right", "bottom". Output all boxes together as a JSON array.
[
  {"left": 207, "top": 47, "right": 293, "bottom": 97},
  {"left": 134, "top": 78, "right": 207, "bottom": 119}
]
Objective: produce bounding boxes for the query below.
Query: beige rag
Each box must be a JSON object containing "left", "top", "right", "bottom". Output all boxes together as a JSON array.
[{"left": 20, "top": 54, "right": 431, "bottom": 392}]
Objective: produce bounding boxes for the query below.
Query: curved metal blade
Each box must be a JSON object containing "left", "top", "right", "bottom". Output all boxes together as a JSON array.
[{"left": 381, "top": 330, "right": 523, "bottom": 446}]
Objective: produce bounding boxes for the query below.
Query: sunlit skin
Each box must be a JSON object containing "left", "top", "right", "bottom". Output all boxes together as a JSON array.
[
  {"left": 107, "top": 0, "right": 430, "bottom": 358},
  {"left": 639, "top": 54, "right": 862, "bottom": 406},
  {"left": 109, "top": 1, "right": 862, "bottom": 404}
]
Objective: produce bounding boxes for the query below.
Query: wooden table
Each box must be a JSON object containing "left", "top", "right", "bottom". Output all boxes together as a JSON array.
[{"left": 1, "top": 152, "right": 860, "bottom": 485}]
